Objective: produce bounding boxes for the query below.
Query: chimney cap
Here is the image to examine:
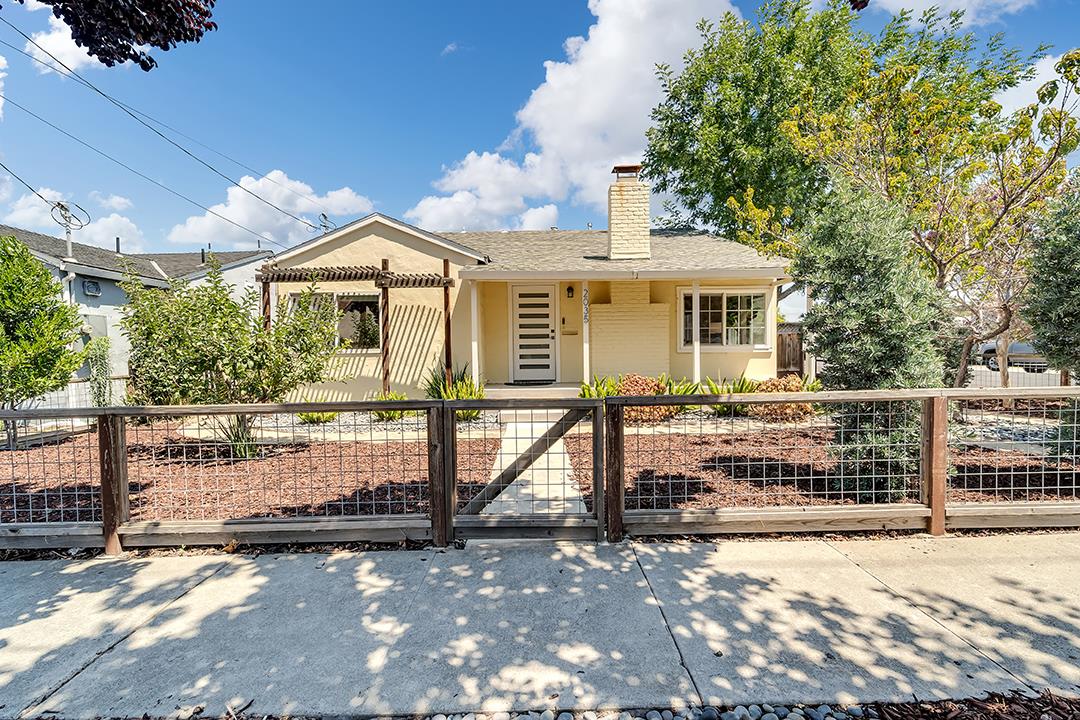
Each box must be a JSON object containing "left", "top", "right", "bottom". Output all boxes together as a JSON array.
[{"left": 612, "top": 163, "right": 643, "bottom": 177}]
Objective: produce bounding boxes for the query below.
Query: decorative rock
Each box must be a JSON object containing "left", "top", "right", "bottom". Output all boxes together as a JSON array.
[
  {"left": 721, "top": 713, "right": 739, "bottom": 720},
  {"left": 816, "top": 707, "right": 833, "bottom": 717},
  {"left": 647, "top": 711, "right": 662, "bottom": 720},
  {"left": 734, "top": 707, "right": 751, "bottom": 720},
  {"left": 762, "top": 706, "right": 774, "bottom": 714},
  {"left": 619, "top": 713, "right": 634, "bottom": 720},
  {"left": 492, "top": 714, "right": 511, "bottom": 720},
  {"left": 433, "top": 714, "right": 448, "bottom": 720},
  {"left": 775, "top": 709, "right": 790, "bottom": 720},
  {"left": 664, "top": 710, "right": 675, "bottom": 720},
  {"left": 175, "top": 705, "right": 204, "bottom": 720},
  {"left": 803, "top": 709, "right": 823, "bottom": 720},
  {"left": 464, "top": 713, "right": 476, "bottom": 720},
  {"left": 749, "top": 706, "right": 763, "bottom": 720},
  {"left": 583, "top": 712, "right": 598, "bottom": 720},
  {"left": 557, "top": 713, "right": 573, "bottom": 720},
  {"left": 762, "top": 714, "right": 779, "bottom": 720},
  {"left": 846, "top": 708, "right": 863, "bottom": 719},
  {"left": 540, "top": 710, "right": 555, "bottom": 720},
  {"left": 834, "top": 713, "right": 848, "bottom": 720},
  {"left": 702, "top": 708, "right": 720, "bottom": 720}
]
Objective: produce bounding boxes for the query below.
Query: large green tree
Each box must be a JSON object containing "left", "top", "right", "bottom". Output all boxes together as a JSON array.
[
  {"left": 644, "top": 0, "right": 864, "bottom": 256},
  {"left": 1025, "top": 181, "right": 1080, "bottom": 376},
  {"left": 794, "top": 181, "right": 943, "bottom": 501},
  {"left": 785, "top": 11, "right": 1080, "bottom": 383},
  {"left": 121, "top": 260, "right": 341, "bottom": 456},
  {"left": 0, "top": 235, "right": 84, "bottom": 448}
]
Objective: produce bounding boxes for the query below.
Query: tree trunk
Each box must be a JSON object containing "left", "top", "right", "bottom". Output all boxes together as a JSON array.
[
  {"left": 997, "top": 331, "right": 1013, "bottom": 410},
  {"left": 953, "top": 336, "right": 976, "bottom": 388}
]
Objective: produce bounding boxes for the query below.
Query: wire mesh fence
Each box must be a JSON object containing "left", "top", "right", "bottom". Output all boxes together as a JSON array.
[
  {"left": 17, "top": 377, "right": 129, "bottom": 411},
  {"left": 948, "top": 396, "right": 1080, "bottom": 503},
  {"left": 967, "top": 365, "right": 1070, "bottom": 389},
  {"left": 125, "top": 406, "right": 434, "bottom": 521},
  {"left": 453, "top": 402, "right": 598, "bottom": 516},
  {"left": 607, "top": 396, "right": 926, "bottom": 511},
  {"left": 1, "top": 415, "right": 101, "bottom": 524}
]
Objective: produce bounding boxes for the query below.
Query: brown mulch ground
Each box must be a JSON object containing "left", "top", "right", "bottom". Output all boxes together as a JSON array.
[
  {"left": 567, "top": 429, "right": 1080, "bottom": 510},
  {"left": 865, "top": 690, "right": 1080, "bottom": 720},
  {"left": 1, "top": 422, "right": 500, "bottom": 523}
]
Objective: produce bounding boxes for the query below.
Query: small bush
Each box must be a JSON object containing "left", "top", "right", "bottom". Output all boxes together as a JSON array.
[
  {"left": 372, "top": 390, "right": 415, "bottom": 422},
  {"left": 829, "top": 400, "right": 922, "bottom": 503},
  {"left": 703, "top": 375, "right": 760, "bottom": 416},
  {"left": 1055, "top": 399, "right": 1080, "bottom": 462},
  {"left": 424, "top": 365, "right": 485, "bottom": 421},
  {"left": 352, "top": 311, "right": 379, "bottom": 349},
  {"left": 298, "top": 410, "right": 338, "bottom": 425},
  {"left": 747, "top": 375, "right": 816, "bottom": 422},
  {"left": 618, "top": 373, "right": 677, "bottom": 425},
  {"left": 579, "top": 374, "right": 621, "bottom": 399},
  {"left": 659, "top": 373, "right": 700, "bottom": 413}
]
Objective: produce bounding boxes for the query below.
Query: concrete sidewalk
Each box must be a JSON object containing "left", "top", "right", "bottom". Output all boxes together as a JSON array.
[{"left": 1, "top": 534, "right": 1078, "bottom": 719}]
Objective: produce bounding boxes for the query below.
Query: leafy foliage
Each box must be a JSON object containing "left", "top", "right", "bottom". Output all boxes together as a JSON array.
[
  {"left": 120, "top": 260, "right": 341, "bottom": 457},
  {"left": 644, "top": 0, "right": 863, "bottom": 251},
  {"left": 297, "top": 410, "right": 338, "bottom": 425},
  {"left": 372, "top": 390, "right": 415, "bottom": 422},
  {"left": 0, "top": 234, "right": 84, "bottom": 412},
  {"left": 85, "top": 336, "right": 113, "bottom": 407},
  {"left": 6, "top": 0, "right": 218, "bottom": 71},
  {"left": 703, "top": 375, "right": 760, "bottom": 416},
  {"left": 747, "top": 375, "right": 815, "bottom": 422},
  {"left": 352, "top": 311, "right": 379, "bottom": 349},
  {"left": 1024, "top": 184, "right": 1080, "bottom": 377},
  {"left": 423, "top": 365, "right": 485, "bottom": 421},
  {"left": 793, "top": 183, "right": 942, "bottom": 501}
]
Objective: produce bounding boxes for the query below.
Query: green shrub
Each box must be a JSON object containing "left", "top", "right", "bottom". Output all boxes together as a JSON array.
[
  {"left": 579, "top": 374, "right": 621, "bottom": 399},
  {"left": 85, "top": 337, "right": 113, "bottom": 407},
  {"left": 352, "top": 311, "right": 379, "bottom": 349},
  {"left": 1055, "top": 399, "right": 1080, "bottom": 462},
  {"left": 658, "top": 373, "right": 700, "bottom": 413},
  {"left": 298, "top": 410, "right": 338, "bottom": 425},
  {"left": 423, "top": 365, "right": 485, "bottom": 421},
  {"left": 703, "top": 375, "right": 760, "bottom": 416},
  {"left": 372, "top": 390, "right": 416, "bottom": 422}
]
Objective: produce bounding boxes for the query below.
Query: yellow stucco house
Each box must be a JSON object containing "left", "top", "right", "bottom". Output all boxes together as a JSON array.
[{"left": 262, "top": 166, "right": 791, "bottom": 399}]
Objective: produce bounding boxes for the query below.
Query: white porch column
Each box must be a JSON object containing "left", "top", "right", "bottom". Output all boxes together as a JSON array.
[
  {"left": 470, "top": 280, "right": 480, "bottom": 383},
  {"left": 582, "top": 280, "right": 590, "bottom": 381},
  {"left": 691, "top": 280, "right": 701, "bottom": 384}
]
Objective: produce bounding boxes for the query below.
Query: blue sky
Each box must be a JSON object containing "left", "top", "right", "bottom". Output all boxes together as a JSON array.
[{"left": 0, "top": 0, "right": 1076, "bottom": 255}]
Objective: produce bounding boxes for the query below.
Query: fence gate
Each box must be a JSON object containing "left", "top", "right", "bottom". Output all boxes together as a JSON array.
[{"left": 444, "top": 398, "right": 604, "bottom": 541}]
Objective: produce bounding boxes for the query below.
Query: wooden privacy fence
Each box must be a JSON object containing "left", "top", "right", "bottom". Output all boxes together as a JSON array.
[{"left": 3, "top": 387, "right": 1080, "bottom": 552}]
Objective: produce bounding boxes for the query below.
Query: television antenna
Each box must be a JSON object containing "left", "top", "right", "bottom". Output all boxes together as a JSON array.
[{"left": 50, "top": 201, "right": 91, "bottom": 260}]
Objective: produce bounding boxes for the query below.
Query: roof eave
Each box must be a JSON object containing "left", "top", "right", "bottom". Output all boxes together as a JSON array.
[{"left": 458, "top": 267, "right": 791, "bottom": 282}]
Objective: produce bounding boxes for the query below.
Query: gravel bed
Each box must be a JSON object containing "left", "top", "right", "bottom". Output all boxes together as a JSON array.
[{"left": 255, "top": 410, "right": 501, "bottom": 435}]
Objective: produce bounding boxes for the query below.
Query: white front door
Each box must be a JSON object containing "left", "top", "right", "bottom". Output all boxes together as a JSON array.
[{"left": 511, "top": 284, "right": 558, "bottom": 382}]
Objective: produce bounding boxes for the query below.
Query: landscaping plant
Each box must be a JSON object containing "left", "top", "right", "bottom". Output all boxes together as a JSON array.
[
  {"left": 794, "top": 181, "right": 944, "bottom": 501},
  {"left": 351, "top": 311, "right": 379, "bottom": 349},
  {"left": 747, "top": 375, "right": 815, "bottom": 422},
  {"left": 578, "top": 374, "right": 621, "bottom": 399},
  {"left": 423, "top": 364, "right": 485, "bottom": 421},
  {"left": 617, "top": 373, "right": 679, "bottom": 425},
  {"left": 0, "top": 235, "right": 85, "bottom": 450},
  {"left": 1024, "top": 183, "right": 1080, "bottom": 460},
  {"left": 297, "top": 410, "right": 339, "bottom": 425},
  {"left": 85, "top": 336, "right": 113, "bottom": 407},
  {"left": 372, "top": 390, "right": 415, "bottom": 422},
  {"left": 121, "top": 261, "right": 341, "bottom": 458},
  {"left": 703, "top": 375, "right": 760, "bottom": 417}
]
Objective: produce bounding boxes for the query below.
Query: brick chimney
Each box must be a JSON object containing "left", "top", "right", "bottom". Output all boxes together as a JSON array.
[{"left": 607, "top": 164, "right": 650, "bottom": 260}]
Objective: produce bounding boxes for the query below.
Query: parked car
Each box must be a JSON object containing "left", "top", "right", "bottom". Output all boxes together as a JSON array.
[{"left": 978, "top": 341, "right": 1049, "bottom": 372}]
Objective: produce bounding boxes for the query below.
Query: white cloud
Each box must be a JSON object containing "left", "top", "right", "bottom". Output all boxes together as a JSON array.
[
  {"left": 441, "top": 42, "right": 459, "bottom": 56},
  {"left": 26, "top": 15, "right": 101, "bottom": 75},
  {"left": 0, "top": 175, "right": 11, "bottom": 204},
  {"left": 167, "top": 170, "right": 374, "bottom": 249},
  {"left": 22, "top": 0, "right": 50, "bottom": 11},
  {"left": 3, "top": 187, "right": 66, "bottom": 228},
  {"left": 868, "top": 0, "right": 1036, "bottom": 24},
  {"left": 0, "top": 54, "right": 7, "bottom": 117},
  {"left": 516, "top": 204, "right": 559, "bottom": 231},
  {"left": 89, "top": 191, "right": 134, "bottom": 212},
  {"left": 76, "top": 213, "right": 145, "bottom": 253},
  {"left": 997, "top": 54, "right": 1062, "bottom": 117},
  {"left": 406, "top": 0, "right": 737, "bottom": 231}
]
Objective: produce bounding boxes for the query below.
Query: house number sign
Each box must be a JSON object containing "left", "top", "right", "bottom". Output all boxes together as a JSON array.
[{"left": 582, "top": 287, "right": 590, "bottom": 324}]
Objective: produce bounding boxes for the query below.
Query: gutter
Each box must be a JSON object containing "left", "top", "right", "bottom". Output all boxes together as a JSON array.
[{"left": 458, "top": 267, "right": 791, "bottom": 282}]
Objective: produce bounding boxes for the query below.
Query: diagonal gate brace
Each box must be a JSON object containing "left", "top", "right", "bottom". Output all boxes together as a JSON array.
[{"left": 459, "top": 407, "right": 591, "bottom": 515}]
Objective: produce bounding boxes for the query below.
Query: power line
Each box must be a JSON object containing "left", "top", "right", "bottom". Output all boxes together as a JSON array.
[
  {"left": 0, "top": 15, "right": 321, "bottom": 233},
  {"left": 0, "top": 157, "right": 58, "bottom": 209},
  {"left": 0, "top": 35, "right": 335, "bottom": 217},
  {"left": 0, "top": 92, "right": 289, "bottom": 249}
]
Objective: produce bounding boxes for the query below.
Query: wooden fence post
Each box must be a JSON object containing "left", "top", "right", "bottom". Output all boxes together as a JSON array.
[
  {"left": 98, "top": 414, "right": 129, "bottom": 554},
  {"left": 922, "top": 397, "right": 947, "bottom": 536},
  {"left": 592, "top": 402, "right": 606, "bottom": 542},
  {"left": 604, "top": 403, "right": 624, "bottom": 542},
  {"left": 442, "top": 403, "right": 457, "bottom": 542},
  {"left": 427, "top": 406, "right": 448, "bottom": 547},
  {"left": 380, "top": 258, "right": 391, "bottom": 394}
]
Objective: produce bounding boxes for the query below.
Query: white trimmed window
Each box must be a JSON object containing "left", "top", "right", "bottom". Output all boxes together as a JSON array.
[
  {"left": 290, "top": 292, "right": 380, "bottom": 348},
  {"left": 679, "top": 289, "right": 768, "bottom": 350}
]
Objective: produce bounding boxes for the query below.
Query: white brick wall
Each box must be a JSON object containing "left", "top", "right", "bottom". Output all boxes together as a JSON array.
[{"left": 607, "top": 178, "right": 650, "bottom": 259}]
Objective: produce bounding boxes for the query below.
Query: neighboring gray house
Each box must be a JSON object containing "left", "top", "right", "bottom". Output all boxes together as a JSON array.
[{"left": 2, "top": 223, "right": 269, "bottom": 403}]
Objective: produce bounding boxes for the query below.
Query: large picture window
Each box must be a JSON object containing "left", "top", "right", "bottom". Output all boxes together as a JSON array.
[
  {"left": 291, "top": 292, "right": 380, "bottom": 349},
  {"left": 680, "top": 289, "right": 768, "bottom": 349}
]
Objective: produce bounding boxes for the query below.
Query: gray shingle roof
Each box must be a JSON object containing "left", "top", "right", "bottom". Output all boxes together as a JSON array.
[
  {"left": 136, "top": 250, "right": 270, "bottom": 278},
  {"left": 1, "top": 223, "right": 269, "bottom": 281},
  {"left": 448, "top": 229, "right": 789, "bottom": 278},
  {"left": 1, "top": 223, "right": 163, "bottom": 279}
]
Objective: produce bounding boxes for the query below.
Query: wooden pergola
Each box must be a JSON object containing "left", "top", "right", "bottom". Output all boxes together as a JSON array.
[{"left": 256, "top": 258, "right": 456, "bottom": 393}]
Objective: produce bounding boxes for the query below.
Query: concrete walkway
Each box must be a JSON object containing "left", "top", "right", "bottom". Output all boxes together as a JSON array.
[
  {"left": 481, "top": 419, "right": 587, "bottom": 515},
  {"left": 1, "top": 534, "right": 1078, "bottom": 719}
]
